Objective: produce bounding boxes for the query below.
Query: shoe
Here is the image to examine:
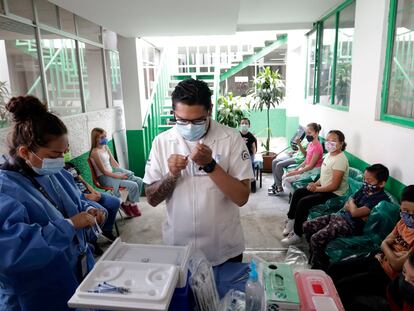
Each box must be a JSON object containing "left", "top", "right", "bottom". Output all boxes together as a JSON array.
[
  {"left": 129, "top": 203, "right": 142, "bottom": 217},
  {"left": 120, "top": 203, "right": 134, "bottom": 217},
  {"left": 102, "top": 230, "right": 117, "bottom": 241},
  {"left": 281, "top": 232, "right": 302, "bottom": 246},
  {"left": 282, "top": 219, "right": 294, "bottom": 236},
  {"left": 91, "top": 241, "right": 104, "bottom": 256},
  {"left": 268, "top": 185, "right": 276, "bottom": 192}
]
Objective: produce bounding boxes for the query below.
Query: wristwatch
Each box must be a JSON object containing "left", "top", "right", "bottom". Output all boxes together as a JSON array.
[{"left": 201, "top": 158, "right": 216, "bottom": 173}]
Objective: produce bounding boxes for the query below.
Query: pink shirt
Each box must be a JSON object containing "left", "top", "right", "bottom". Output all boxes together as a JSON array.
[{"left": 305, "top": 140, "right": 323, "bottom": 167}]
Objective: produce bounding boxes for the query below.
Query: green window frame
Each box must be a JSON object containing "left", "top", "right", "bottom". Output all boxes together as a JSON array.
[
  {"left": 305, "top": 0, "right": 355, "bottom": 112},
  {"left": 381, "top": 0, "right": 414, "bottom": 128}
]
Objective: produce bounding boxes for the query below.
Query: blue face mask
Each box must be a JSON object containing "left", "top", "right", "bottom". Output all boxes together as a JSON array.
[
  {"left": 362, "top": 181, "right": 379, "bottom": 194},
  {"left": 99, "top": 138, "right": 108, "bottom": 145},
  {"left": 176, "top": 123, "right": 207, "bottom": 141},
  {"left": 401, "top": 211, "right": 414, "bottom": 229},
  {"left": 31, "top": 152, "right": 65, "bottom": 175}
]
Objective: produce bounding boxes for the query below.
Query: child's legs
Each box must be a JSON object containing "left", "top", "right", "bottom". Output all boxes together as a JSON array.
[
  {"left": 127, "top": 175, "right": 143, "bottom": 194},
  {"left": 119, "top": 179, "right": 140, "bottom": 203},
  {"left": 97, "top": 175, "right": 121, "bottom": 197},
  {"left": 309, "top": 214, "right": 353, "bottom": 251},
  {"left": 303, "top": 214, "right": 332, "bottom": 243},
  {"left": 98, "top": 192, "right": 121, "bottom": 232}
]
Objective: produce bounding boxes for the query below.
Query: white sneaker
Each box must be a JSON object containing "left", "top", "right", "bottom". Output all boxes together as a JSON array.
[
  {"left": 281, "top": 232, "right": 302, "bottom": 246},
  {"left": 282, "top": 219, "right": 294, "bottom": 236}
]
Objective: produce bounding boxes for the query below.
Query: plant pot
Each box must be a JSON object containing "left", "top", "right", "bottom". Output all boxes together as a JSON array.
[{"left": 262, "top": 152, "right": 277, "bottom": 173}]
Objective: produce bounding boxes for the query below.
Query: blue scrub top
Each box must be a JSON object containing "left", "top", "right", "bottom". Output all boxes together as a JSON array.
[{"left": 0, "top": 166, "right": 94, "bottom": 311}]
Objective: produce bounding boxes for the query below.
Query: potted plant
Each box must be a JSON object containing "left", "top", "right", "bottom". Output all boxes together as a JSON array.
[
  {"left": 217, "top": 92, "right": 246, "bottom": 128},
  {"left": 0, "top": 81, "right": 10, "bottom": 128},
  {"left": 251, "top": 67, "right": 284, "bottom": 172}
]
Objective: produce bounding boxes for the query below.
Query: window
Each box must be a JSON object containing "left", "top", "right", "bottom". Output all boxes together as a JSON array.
[
  {"left": 76, "top": 16, "right": 101, "bottom": 43},
  {"left": 40, "top": 30, "right": 82, "bottom": 116},
  {"left": 382, "top": 0, "right": 414, "bottom": 126},
  {"left": 35, "top": 0, "right": 59, "bottom": 28},
  {"left": 79, "top": 42, "right": 107, "bottom": 111},
  {"left": 59, "top": 8, "right": 76, "bottom": 34},
  {"left": 7, "top": 0, "right": 34, "bottom": 21},
  {"left": 142, "top": 44, "right": 160, "bottom": 100},
  {"left": 306, "top": 0, "right": 355, "bottom": 109},
  {"left": 105, "top": 50, "right": 122, "bottom": 106}
]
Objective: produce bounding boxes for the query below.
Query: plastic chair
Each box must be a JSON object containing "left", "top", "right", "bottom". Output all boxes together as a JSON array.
[{"left": 87, "top": 157, "right": 125, "bottom": 236}]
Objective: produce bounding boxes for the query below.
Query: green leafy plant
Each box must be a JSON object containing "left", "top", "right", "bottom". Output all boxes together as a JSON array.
[
  {"left": 217, "top": 92, "right": 246, "bottom": 128},
  {"left": 250, "top": 67, "right": 284, "bottom": 154},
  {"left": 0, "top": 81, "right": 10, "bottom": 123}
]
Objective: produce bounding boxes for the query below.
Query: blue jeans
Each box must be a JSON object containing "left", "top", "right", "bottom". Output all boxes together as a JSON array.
[
  {"left": 82, "top": 192, "right": 120, "bottom": 232},
  {"left": 97, "top": 167, "right": 143, "bottom": 203}
]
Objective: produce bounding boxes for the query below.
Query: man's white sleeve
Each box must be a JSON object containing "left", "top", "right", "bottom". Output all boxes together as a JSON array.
[
  {"left": 228, "top": 133, "right": 255, "bottom": 181},
  {"left": 143, "top": 137, "right": 163, "bottom": 185}
]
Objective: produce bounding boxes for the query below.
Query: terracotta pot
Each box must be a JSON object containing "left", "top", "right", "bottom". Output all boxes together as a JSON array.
[{"left": 262, "top": 152, "right": 277, "bottom": 173}]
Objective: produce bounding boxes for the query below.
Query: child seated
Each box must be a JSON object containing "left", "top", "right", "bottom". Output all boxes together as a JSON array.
[
  {"left": 303, "top": 164, "right": 390, "bottom": 269},
  {"left": 328, "top": 185, "right": 414, "bottom": 311},
  {"left": 89, "top": 128, "right": 143, "bottom": 217}
]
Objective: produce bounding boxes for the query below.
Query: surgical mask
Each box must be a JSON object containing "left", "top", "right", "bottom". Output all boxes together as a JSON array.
[
  {"left": 30, "top": 152, "right": 65, "bottom": 175},
  {"left": 306, "top": 135, "right": 314, "bottom": 142},
  {"left": 362, "top": 181, "right": 379, "bottom": 194},
  {"left": 176, "top": 123, "right": 207, "bottom": 141},
  {"left": 400, "top": 211, "right": 414, "bottom": 229},
  {"left": 99, "top": 138, "right": 108, "bottom": 145},
  {"left": 64, "top": 151, "right": 72, "bottom": 162},
  {"left": 240, "top": 124, "right": 249, "bottom": 132},
  {"left": 325, "top": 141, "right": 337, "bottom": 153}
]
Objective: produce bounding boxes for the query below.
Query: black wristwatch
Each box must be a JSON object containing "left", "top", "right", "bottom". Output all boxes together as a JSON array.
[{"left": 201, "top": 158, "right": 216, "bottom": 173}]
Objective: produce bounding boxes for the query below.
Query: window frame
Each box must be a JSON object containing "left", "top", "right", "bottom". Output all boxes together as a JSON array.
[
  {"left": 380, "top": 0, "right": 414, "bottom": 128},
  {"left": 305, "top": 0, "right": 355, "bottom": 112}
]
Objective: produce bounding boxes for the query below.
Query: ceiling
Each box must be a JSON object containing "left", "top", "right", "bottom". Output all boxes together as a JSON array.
[{"left": 50, "top": 0, "right": 344, "bottom": 37}]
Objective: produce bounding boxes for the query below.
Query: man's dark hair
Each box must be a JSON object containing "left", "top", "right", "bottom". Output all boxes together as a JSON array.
[
  {"left": 171, "top": 78, "right": 212, "bottom": 111},
  {"left": 365, "top": 164, "right": 389, "bottom": 183},
  {"left": 241, "top": 117, "right": 250, "bottom": 125},
  {"left": 401, "top": 185, "right": 414, "bottom": 203}
]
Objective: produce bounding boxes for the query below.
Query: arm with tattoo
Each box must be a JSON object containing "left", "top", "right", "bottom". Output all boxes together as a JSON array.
[{"left": 145, "top": 173, "right": 179, "bottom": 206}]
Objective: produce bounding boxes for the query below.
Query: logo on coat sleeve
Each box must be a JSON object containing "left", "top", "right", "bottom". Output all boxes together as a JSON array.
[{"left": 241, "top": 150, "right": 250, "bottom": 161}]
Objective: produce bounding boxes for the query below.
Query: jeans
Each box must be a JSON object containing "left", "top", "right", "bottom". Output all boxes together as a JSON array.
[
  {"left": 271, "top": 155, "right": 296, "bottom": 187},
  {"left": 282, "top": 167, "right": 321, "bottom": 194},
  {"left": 98, "top": 167, "right": 143, "bottom": 203},
  {"left": 287, "top": 187, "right": 337, "bottom": 236}
]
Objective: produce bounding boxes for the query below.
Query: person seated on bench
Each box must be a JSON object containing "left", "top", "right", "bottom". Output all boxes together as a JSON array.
[
  {"left": 303, "top": 164, "right": 390, "bottom": 269},
  {"left": 239, "top": 117, "right": 257, "bottom": 192},
  {"left": 89, "top": 128, "right": 142, "bottom": 217},
  {"left": 268, "top": 133, "right": 308, "bottom": 196},
  {"left": 282, "top": 123, "right": 323, "bottom": 195},
  {"left": 328, "top": 185, "right": 414, "bottom": 311},
  {"left": 281, "top": 130, "right": 349, "bottom": 245},
  {"left": 64, "top": 150, "right": 121, "bottom": 243}
]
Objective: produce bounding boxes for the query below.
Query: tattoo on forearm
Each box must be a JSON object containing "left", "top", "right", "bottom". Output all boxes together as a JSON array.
[{"left": 145, "top": 174, "right": 179, "bottom": 206}]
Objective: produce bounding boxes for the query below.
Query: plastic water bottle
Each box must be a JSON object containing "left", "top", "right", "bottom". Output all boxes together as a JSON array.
[{"left": 245, "top": 260, "right": 265, "bottom": 311}]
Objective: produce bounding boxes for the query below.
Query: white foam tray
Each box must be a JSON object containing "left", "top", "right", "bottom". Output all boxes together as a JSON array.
[
  {"left": 100, "top": 238, "right": 190, "bottom": 288},
  {"left": 68, "top": 261, "right": 178, "bottom": 311}
]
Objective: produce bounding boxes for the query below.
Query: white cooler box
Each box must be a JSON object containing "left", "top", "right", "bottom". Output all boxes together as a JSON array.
[{"left": 68, "top": 238, "right": 191, "bottom": 311}]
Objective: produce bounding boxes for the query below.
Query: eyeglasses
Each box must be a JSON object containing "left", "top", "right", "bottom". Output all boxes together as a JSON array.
[{"left": 175, "top": 115, "right": 208, "bottom": 126}]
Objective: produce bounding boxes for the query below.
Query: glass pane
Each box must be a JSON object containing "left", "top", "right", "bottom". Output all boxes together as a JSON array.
[
  {"left": 79, "top": 42, "right": 106, "bottom": 111},
  {"left": 105, "top": 50, "right": 123, "bottom": 107},
  {"left": 335, "top": 2, "right": 355, "bottom": 106},
  {"left": 319, "top": 15, "right": 336, "bottom": 105},
  {"left": 103, "top": 29, "right": 117, "bottom": 50},
  {"left": 76, "top": 16, "right": 101, "bottom": 43},
  {"left": 306, "top": 31, "right": 317, "bottom": 103},
  {"left": 387, "top": 0, "right": 414, "bottom": 118},
  {"left": 0, "top": 16, "right": 44, "bottom": 128},
  {"left": 7, "top": 0, "right": 34, "bottom": 21},
  {"left": 40, "top": 30, "right": 82, "bottom": 116},
  {"left": 0, "top": 1, "right": 4, "bottom": 14},
  {"left": 59, "top": 8, "right": 76, "bottom": 34},
  {"left": 35, "top": 0, "right": 58, "bottom": 28}
]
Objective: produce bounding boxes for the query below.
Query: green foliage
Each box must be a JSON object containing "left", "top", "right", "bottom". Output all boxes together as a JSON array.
[
  {"left": 217, "top": 92, "right": 246, "bottom": 128},
  {"left": 250, "top": 67, "right": 284, "bottom": 154}
]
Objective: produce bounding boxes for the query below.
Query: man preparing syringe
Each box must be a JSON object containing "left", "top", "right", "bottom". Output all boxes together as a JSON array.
[{"left": 144, "top": 78, "right": 254, "bottom": 266}]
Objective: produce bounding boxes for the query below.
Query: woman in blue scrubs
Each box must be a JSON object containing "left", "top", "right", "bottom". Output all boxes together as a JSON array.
[{"left": 0, "top": 96, "right": 104, "bottom": 311}]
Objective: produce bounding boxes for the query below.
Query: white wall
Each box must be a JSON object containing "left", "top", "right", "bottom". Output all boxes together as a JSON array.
[{"left": 295, "top": 0, "right": 414, "bottom": 186}]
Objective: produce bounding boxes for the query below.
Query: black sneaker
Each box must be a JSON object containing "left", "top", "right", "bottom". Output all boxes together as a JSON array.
[{"left": 103, "top": 231, "right": 117, "bottom": 241}]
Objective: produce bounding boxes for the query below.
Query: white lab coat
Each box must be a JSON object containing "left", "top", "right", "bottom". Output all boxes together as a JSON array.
[{"left": 143, "top": 120, "right": 254, "bottom": 266}]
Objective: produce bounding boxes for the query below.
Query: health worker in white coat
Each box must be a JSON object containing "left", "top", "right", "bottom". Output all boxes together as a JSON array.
[{"left": 144, "top": 79, "right": 254, "bottom": 266}]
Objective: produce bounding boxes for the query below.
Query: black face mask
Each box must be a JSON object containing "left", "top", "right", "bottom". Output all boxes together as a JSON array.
[{"left": 306, "top": 135, "right": 314, "bottom": 142}]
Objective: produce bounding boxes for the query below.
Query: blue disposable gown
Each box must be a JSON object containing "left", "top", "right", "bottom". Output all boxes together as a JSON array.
[{"left": 0, "top": 168, "right": 95, "bottom": 311}]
